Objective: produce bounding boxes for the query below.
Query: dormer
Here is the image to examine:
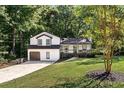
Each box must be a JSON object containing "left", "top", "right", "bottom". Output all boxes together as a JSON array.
[
  {"left": 36, "top": 34, "right": 52, "bottom": 46},
  {"left": 30, "top": 32, "right": 60, "bottom": 46}
]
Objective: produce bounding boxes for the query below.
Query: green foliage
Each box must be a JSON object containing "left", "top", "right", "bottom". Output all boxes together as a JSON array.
[
  {"left": 0, "top": 55, "right": 8, "bottom": 63},
  {"left": 5, "top": 54, "right": 16, "bottom": 60},
  {"left": 0, "top": 5, "right": 124, "bottom": 59}
]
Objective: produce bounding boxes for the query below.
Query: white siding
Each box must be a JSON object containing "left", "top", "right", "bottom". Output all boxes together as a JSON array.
[
  {"left": 52, "top": 36, "right": 60, "bottom": 45},
  {"left": 28, "top": 49, "right": 60, "bottom": 61},
  {"left": 30, "top": 32, "right": 60, "bottom": 45},
  {"left": 30, "top": 37, "right": 37, "bottom": 45}
]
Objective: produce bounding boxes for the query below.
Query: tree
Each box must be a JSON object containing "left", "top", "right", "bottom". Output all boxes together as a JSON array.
[
  {"left": 95, "top": 6, "right": 124, "bottom": 73},
  {"left": 0, "top": 6, "right": 40, "bottom": 58}
]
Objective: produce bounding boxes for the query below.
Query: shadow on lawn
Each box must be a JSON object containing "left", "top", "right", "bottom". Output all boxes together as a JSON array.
[
  {"left": 77, "top": 57, "right": 121, "bottom": 65},
  {"left": 51, "top": 74, "right": 114, "bottom": 88},
  {"left": 77, "top": 60, "right": 104, "bottom": 65}
]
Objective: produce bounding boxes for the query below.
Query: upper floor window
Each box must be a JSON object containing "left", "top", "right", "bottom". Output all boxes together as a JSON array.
[
  {"left": 38, "top": 39, "right": 42, "bottom": 46},
  {"left": 46, "top": 39, "right": 51, "bottom": 46}
]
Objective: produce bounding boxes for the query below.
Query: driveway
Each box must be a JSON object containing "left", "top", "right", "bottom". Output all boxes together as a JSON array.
[{"left": 0, "top": 61, "right": 54, "bottom": 83}]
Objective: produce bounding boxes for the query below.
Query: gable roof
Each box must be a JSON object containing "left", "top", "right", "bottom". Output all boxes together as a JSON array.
[
  {"left": 31, "top": 32, "right": 60, "bottom": 39},
  {"left": 36, "top": 34, "right": 52, "bottom": 39},
  {"left": 61, "top": 38, "right": 92, "bottom": 44}
]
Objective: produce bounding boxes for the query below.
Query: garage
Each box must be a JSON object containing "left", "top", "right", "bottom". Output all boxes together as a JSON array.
[{"left": 30, "top": 52, "right": 40, "bottom": 61}]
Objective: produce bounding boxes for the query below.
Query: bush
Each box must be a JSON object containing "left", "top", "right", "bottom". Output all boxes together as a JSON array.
[
  {"left": 91, "top": 49, "right": 103, "bottom": 55},
  {"left": 4, "top": 54, "right": 16, "bottom": 62},
  {"left": 60, "top": 53, "right": 74, "bottom": 58},
  {"left": 61, "top": 51, "right": 96, "bottom": 58},
  {"left": 0, "top": 55, "right": 8, "bottom": 64},
  {"left": 119, "top": 51, "right": 124, "bottom": 55},
  {"left": 78, "top": 52, "right": 95, "bottom": 58}
]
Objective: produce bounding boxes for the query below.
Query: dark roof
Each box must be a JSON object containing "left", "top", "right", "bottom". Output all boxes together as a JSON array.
[
  {"left": 28, "top": 45, "right": 60, "bottom": 49},
  {"left": 61, "top": 38, "right": 91, "bottom": 44}
]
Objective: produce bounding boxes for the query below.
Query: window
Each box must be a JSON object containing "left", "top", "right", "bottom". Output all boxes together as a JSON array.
[
  {"left": 38, "top": 39, "right": 42, "bottom": 46},
  {"left": 73, "top": 45, "right": 77, "bottom": 53},
  {"left": 46, "top": 39, "right": 51, "bottom": 46},
  {"left": 46, "top": 52, "right": 50, "bottom": 59},
  {"left": 82, "top": 44, "right": 87, "bottom": 50},
  {"left": 64, "top": 46, "right": 68, "bottom": 52},
  {"left": 78, "top": 45, "right": 83, "bottom": 52}
]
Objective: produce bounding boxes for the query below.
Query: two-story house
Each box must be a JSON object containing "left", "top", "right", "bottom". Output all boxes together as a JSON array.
[
  {"left": 27, "top": 32, "right": 92, "bottom": 61},
  {"left": 27, "top": 32, "right": 60, "bottom": 61}
]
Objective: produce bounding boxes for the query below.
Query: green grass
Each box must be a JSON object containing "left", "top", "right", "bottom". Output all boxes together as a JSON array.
[{"left": 0, "top": 56, "right": 124, "bottom": 88}]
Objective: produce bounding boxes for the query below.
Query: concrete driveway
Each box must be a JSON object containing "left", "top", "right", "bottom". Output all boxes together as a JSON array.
[{"left": 0, "top": 61, "right": 54, "bottom": 83}]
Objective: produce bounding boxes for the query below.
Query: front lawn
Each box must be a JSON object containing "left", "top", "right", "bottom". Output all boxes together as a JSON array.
[{"left": 0, "top": 56, "right": 124, "bottom": 88}]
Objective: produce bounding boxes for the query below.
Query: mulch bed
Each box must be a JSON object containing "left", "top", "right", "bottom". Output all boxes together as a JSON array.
[{"left": 86, "top": 70, "right": 124, "bottom": 82}]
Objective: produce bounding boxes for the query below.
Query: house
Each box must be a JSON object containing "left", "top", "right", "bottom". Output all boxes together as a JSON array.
[
  {"left": 27, "top": 32, "right": 92, "bottom": 61},
  {"left": 60, "top": 38, "right": 92, "bottom": 58},
  {"left": 60, "top": 38, "right": 92, "bottom": 57},
  {"left": 27, "top": 32, "right": 60, "bottom": 61}
]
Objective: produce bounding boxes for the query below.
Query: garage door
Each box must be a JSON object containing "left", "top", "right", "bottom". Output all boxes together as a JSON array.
[{"left": 30, "top": 52, "right": 40, "bottom": 61}]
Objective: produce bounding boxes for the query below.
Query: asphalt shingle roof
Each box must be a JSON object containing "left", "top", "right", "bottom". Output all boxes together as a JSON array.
[{"left": 61, "top": 38, "right": 91, "bottom": 44}]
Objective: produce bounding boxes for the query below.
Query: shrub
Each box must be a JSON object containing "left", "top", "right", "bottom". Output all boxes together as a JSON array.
[
  {"left": 4, "top": 54, "right": 16, "bottom": 62},
  {"left": 0, "top": 55, "right": 8, "bottom": 64}
]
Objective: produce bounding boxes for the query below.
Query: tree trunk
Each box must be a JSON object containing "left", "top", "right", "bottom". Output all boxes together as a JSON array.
[
  {"left": 19, "top": 31, "right": 23, "bottom": 63},
  {"left": 101, "top": 6, "right": 113, "bottom": 74},
  {"left": 104, "top": 45, "right": 113, "bottom": 74},
  {"left": 105, "top": 60, "right": 112, "bottom": 74},
  {"left": 11, "top": 28, "right": 16, "bottom": 56}
]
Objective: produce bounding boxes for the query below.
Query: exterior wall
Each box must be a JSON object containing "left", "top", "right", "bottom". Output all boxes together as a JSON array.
[
  {"left": 30, "top": 33, "right": 60, "bottom": 45},
  {"left": 51, "top": 36, "right": 60, "bottom": 45},
  {"left": 28, "top": 49, "right": 60, "bottom": 61},
  {"left": 30, "top": 37, "right": 37, "bottom": 45},
  {"left": 61, "top": 43, "right": 92, "bottom": 53}
]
